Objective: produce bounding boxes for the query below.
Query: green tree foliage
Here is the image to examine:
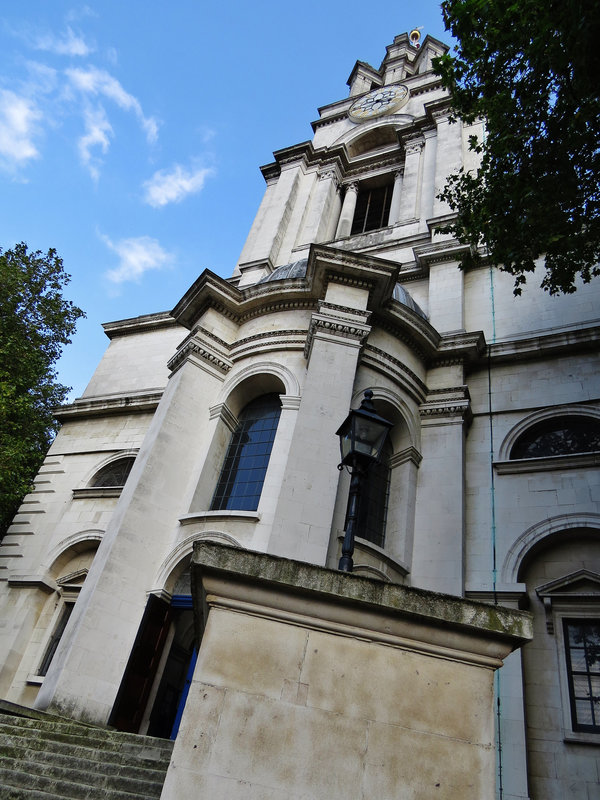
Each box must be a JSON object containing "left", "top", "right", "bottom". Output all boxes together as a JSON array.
[
  {"left": 0, "top": 244, "right": 85, "bottom": 536},
  {"left": 434, "top": 0, "right": 600, "bottom": 294}
]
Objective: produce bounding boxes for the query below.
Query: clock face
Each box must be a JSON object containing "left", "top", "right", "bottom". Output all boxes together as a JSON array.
[{"left": 348, "top": 84, "right": 410, "bottom": 121}]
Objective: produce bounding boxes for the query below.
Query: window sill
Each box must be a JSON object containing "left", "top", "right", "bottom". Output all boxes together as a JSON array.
[
  {"left": 564, "top": 731, "right": 600, "bottom": 746},
  {"left": 72, "top": 487, "right": 123, "bottom": 499},
  {"left": 180, "top": 510, "right": 260, "bottom": 526},
  {"left": 494, "top": 452, "right": 600, "bottom": 474},
  {"left": 26, "top": 675, "right": 44, "bottom": 686},
  {"left": 338, "top": 535, "right": 409, "bottom": 577}
]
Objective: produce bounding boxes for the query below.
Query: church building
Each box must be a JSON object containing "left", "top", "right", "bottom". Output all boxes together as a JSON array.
[{"left": 1, "top": 30, "right": 599, "bottom": 799}]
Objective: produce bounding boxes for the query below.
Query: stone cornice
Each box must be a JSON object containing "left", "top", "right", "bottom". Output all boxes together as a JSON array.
[
  {"left": 192, "top": 542, "right": 533, "bottom": 658},
  {"left": 361, "top": 345, "right": 427, "bottom": 404},
  {"left": 413, "top": 238, "right": 472, "bottom": 270},
  {"left": 230, "top": 331, "right": 307, "bottom": 360},
  {"left": 495, "top": 452, "right": 600, "bottom": 475},
  {"left": 488, "top": 322, "right": 600, "bottom": 363},
  {"left": 167, "top": 333, "right": 233, "bottom": 376},
  {"left": 389, "top": 445, "right": 423, "bottom": 469},
  {"left": 304, "top": 303, "right": 371, "bottom": 360},
  {"left": 102, "top": 311, "right": 180, "bottom": 339},
  {"left": 54, "top": 390, "right": 163, "bottom": 421},
  {"left": 376, "top": 304, "right": 440, "bottom": 362},
  {"left": 430, "top": 331, "right": 487, "bottom": 368},
  {"left": 419, "top": 385, "right": 472, "bottom": 423},
  {"left": 424, "top": 96, "right": 455, "bottom": 124}
]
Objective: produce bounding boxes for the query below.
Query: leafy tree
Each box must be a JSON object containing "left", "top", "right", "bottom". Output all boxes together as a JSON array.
[
  {"left": 434, "top": 0, "right": 600, "bottom": 294},
  {"left": 0, "top": 244, "right": 85, "bottom": 537}
]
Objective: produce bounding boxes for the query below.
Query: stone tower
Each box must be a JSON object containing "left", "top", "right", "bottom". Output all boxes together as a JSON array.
[{"left": 1, "top": 31, "right": 598, "bottom": 800}]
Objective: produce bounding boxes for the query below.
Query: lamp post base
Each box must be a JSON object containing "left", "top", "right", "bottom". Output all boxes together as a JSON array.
[{"left": 338, "top": 554, "right": 354, "bottom": 572}]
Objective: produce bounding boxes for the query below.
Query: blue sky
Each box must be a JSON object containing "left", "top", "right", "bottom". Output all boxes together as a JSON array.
[{"left": 0, "top": 2, "right": 451, "bottom": 400}]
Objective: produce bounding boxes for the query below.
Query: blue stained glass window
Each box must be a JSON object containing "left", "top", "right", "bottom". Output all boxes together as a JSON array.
[{"left": 210, "top": 394, "right": 282, "bottom": 512}]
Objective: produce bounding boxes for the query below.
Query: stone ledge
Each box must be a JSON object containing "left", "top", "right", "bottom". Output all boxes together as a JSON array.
[{"left": 192, "top": 542, "right": 532, "bottom": 668}]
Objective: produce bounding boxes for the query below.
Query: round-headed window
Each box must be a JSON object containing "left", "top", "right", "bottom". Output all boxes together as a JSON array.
[
  {"left": 89, "top": 457, "right": 136, "bottom": 488},
  {"left": 510, "top": 416, "right": 600, "bottom": 459}
]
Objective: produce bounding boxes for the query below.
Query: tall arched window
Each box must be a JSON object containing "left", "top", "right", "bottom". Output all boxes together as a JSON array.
[
  {"left": 355, "top": 440, "right": 392, "bottom": 548},
  {"left": 510, "top": 416, "right": 600, "bottom": 459},
  {"left": 210, "top": 394, "right": 282, "bottom": 512}
]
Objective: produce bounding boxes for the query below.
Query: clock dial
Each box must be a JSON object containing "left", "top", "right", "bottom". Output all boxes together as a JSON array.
[{"left": 348, "top": 84, "right": 410, "bottom": 121}]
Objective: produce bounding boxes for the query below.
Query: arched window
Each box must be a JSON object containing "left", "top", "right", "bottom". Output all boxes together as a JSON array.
[
  {"left": 210, "top": 394, "right": 282, "bottom": 512},
  {"left": 355, "top": 440, "right": 392, "bottom": 548},
  {"left": 510, "top": 416, "right": 600, "bottom": 459},
  {"left": 90, "top": 457, "right": 135, "bottom": 488}
]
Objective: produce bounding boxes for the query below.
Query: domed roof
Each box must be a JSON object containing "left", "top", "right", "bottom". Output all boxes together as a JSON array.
[
  {"left": 258, "top": 258, "right": 427, "bottom": 319},
  {"left": 392, "top": 284, "right": 427, "bottom": 319},
  {"left": 258, "top": 258, "right": 309, "bottom": 283}
]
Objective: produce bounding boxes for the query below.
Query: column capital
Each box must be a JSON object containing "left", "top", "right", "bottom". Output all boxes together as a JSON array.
[
  {"left": 402, "top": 134, "right": 425, "bottom": 156},
  {"left": 418, "top": 386, "right": 472, "bottom": 425},
  {"left": 318, "top": 167, "right": 340, "bottom": 187},
  {"left": 304, "top": 301, "right": 371, "bottom": 361}
]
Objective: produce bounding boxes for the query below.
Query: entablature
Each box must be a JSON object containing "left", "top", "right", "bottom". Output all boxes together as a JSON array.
[{"left": 55, "top": 390, "right": 163, "bottom": 421}]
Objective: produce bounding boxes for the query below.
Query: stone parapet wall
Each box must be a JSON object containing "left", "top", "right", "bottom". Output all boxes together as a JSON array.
[{"left": 161, "top": 542, "right": 532, "bottom": 800}]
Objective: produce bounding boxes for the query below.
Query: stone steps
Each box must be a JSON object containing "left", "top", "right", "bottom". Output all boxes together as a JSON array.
[{"left": 0, "top": 703, "right": 173, "bottom": 799}]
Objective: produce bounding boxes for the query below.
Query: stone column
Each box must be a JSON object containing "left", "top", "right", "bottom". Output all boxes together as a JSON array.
[
  {"left": 397, "top": 135, "right": 424, "bottom": 222},
  {"left": 387, "top": 169, "right": 404, "bottom": 225},
  {"left": 334, "top": 182, "right": 359, "bottom": 239},
  {"left": 34, "top": 331, "right": 233, "bottom": 725}
]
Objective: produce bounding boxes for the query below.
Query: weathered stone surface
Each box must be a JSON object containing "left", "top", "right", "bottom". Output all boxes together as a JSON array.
[{"left": 161, "top": 542, "right": 531, "bottom": 800}]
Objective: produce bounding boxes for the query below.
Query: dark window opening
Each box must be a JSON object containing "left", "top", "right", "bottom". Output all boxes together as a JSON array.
[
  {"left": 563, "top": 619, "right": 600, "bottom": 733},
  {"left": 39, "top": 603, "right": 74, "bottom": 676},
  {"left": 351, "top": 183, "right": 393, "bottom": 235},
  {"left": 510, "top": 416, "right": 600, "bottom": 459},
  {"left": 211, "top": 394, "right": 281, "bottom": 512},
  {"left": 353, "top": 441, "right": 392, "bottom": 549},
  {"left": 90, "top": 456, "right": 135, "bottom": 488}
]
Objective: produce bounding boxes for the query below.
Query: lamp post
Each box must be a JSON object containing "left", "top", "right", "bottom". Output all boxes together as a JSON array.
[{"left": 336, "top": 390, "right": 393, "bottom": 572}]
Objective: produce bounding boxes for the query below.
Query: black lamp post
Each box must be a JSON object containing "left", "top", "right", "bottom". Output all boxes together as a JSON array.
[{"left": 336, "top": 390, "right": 393, "bottom": 572}]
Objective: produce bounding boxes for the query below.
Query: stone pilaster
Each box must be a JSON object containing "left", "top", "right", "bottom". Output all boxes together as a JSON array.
[
  {"left": 34, "top": 334, "right": 232, "bottom": 725},
  {"left": 297, "top": 167, "right": 341, "bottom": 247},
  {"left": 397, "top": 134, "right": 424, "bottom": 222},
  {"left": 411, "top": 384, "right": 471, "bottom": 595},
  {"left": 267, "top": 290, "right": 371, "bottom": 565},
  {"left": 431, "top": 107, "right": 463, "bottom": 219}
]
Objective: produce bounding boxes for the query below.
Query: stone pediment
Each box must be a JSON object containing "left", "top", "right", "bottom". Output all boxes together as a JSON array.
[{"left": 536, "top": 570, "right": 600, "bottom": 632}]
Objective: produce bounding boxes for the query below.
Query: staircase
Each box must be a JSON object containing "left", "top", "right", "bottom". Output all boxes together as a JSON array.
[{"left": 0, "top": 700, "right": 173, "bottom": 799}]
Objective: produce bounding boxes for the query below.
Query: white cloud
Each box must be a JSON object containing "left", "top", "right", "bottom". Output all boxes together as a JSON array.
[
  {"left": 0, "top": 89, "right": 41, "bottom": 169},
  {"left": 35, "top": 26, "right": 93, "bottom": 57},
  {"left": 66, "top": 66, "right": 158, "bottom": 143},
  {"left": 66, "top": 7, "right": 97, "bottom": 24},
  {"left": 143, "top": 164, "right": 214, "bottom": 207},
  {"left": 78, "top": 106, "right": 113, "bottom": 180},
  {"left": 102, "top": 235, "right": 174, "bottom": 285}
]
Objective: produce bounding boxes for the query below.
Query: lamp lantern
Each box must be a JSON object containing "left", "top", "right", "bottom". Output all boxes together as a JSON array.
[{"left": 336, "top": 390, "right": 393, "bottom": 572}]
